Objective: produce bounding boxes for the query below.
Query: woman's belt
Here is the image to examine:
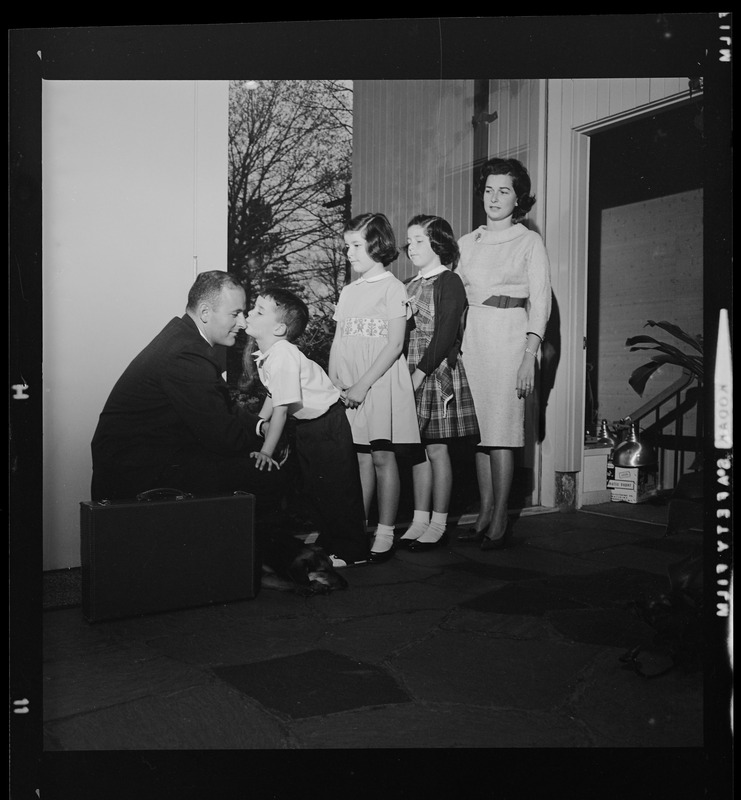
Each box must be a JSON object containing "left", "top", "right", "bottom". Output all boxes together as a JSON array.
[{"left": 481, "top": 294, "right": 527, "bottom": 309}]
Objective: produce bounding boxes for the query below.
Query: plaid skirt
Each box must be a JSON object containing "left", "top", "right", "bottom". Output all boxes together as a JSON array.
[
  {"left": 414, "top": 356, "right": 480, "bottom": 441},
  {"left": 407, "top": 281, "right": 480, "bottom": 442}
]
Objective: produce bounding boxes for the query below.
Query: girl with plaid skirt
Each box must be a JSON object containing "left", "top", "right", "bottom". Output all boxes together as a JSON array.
[{"left": 398, "top": 215, "right": 480, "bottom": 551}]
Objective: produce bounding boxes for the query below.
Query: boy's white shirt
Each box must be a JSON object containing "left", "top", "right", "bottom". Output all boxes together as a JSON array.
[{"left": 253, "top": 339, "right": 340, "bottom": 420}]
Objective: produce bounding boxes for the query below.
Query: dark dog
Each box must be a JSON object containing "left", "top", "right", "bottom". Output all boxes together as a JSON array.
[{"left": 260, "top": 529, "right": 348, "bottom": 596}]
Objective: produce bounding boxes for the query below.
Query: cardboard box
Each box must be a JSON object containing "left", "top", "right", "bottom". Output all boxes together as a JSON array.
[
  {"left": 606, "top": 460, "right": 657, "bottom": 504},
  {"left": 607, "top": 479, "right": 639, "bottom": 490},
  {"left": 581, "top": 444, "right": 613, "bottom": 505}
]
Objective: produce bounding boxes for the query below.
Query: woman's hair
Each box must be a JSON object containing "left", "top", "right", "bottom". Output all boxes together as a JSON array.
[
  {"left": 405, "top": 214, "right": 460, "bottom": 269},
  {"left": 476, "top": 157, "right": 536, "bottom": 223},
  {"left": 343, "top": 212, "right": 399, "bottom": 266}
]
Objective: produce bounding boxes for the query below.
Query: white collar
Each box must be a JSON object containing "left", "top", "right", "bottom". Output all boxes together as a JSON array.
[
  {"left": 357, "top": 270, "right": 393, "bottom": 284},
  {"left": 252, "top": 349, "right": 268, "bottom": 366},
  {"left": 251, "top": 339, "right": 284, "bottom": 365},
  {"left": 408, "top": 264, "right": 449, "bottom": 282},
  {"left": 196, "top": 325, "right": 212, "bottom": 346}
]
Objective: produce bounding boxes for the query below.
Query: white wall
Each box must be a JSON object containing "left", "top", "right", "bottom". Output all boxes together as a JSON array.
[
  {"left": 352, "top": 80, "right": 474, "bottom": 280},
  {"left": 42, "top": 80, "right": 229, "bottom": 570}
]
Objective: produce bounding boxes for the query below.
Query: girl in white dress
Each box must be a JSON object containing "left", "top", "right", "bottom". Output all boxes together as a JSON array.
[{"left": 329, "top": 213, "right": 421, "bottom": 562}]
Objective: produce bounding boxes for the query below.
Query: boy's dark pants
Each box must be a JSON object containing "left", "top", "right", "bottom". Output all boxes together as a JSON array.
[{"left": 294, "top": 401, "right": 369, "bottom": 563}]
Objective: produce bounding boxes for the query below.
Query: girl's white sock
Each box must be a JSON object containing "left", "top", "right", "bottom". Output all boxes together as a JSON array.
[
  {"left": 416, "top": 511, "right": 448, "bottom": 543},
  {"left": 371, "top": 523, "right": 395, "bottom": 553},
  {"left": 399, "top": 510, "right": 430, "bottom": 541}
]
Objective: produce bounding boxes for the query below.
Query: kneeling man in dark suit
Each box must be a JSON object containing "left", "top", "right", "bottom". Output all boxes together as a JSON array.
[{"left": 91, "top": 270, "right": 284, "bottom": 514}]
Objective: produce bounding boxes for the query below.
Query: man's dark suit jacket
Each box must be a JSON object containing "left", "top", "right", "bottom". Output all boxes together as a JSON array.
[{"left": 91, "top": 314, "right": 261, "bottom": 501}]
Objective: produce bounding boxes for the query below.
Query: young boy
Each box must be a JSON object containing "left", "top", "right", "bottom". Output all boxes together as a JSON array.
[{"left": 245, "top": 288, "right": 370, "bottom": 567}]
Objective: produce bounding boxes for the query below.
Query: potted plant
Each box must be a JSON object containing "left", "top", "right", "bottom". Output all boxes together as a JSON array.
[
  {"left": 625, "top": 320, "right": 705, "bottom": 529},
  {"left": 625, "top": 319, "right": 703, "bottom": 396},
  {"left": 610, "top": 320, "right": 703, "bottom": 442}
]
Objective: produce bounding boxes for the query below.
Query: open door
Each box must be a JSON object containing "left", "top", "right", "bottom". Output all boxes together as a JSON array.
[{"left": 585, "top": 99, "right": 704, "bottom": 492}]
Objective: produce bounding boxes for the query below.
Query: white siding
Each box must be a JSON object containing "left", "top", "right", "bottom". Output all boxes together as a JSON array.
[{"left": 353, "top": 80, "right": 474, "bottom": 278}]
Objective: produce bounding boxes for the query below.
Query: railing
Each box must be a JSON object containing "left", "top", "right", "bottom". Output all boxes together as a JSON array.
[{"left": 615, "top": 369, "right": 703, "bottom": 492}]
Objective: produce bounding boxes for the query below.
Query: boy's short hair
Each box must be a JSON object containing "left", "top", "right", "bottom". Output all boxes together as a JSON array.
[{"left": 263, "top": 287, "right": 310, "bottom": 342}]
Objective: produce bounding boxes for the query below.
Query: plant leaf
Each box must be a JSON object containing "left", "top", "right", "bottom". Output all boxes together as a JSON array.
[
  {"left": 625, "top": 334, "right": 665, "bottom": 347},
  {"left": 625, "top": 335, "right": 672, "bottom": 349},
  {"left": 687, "top": 356, "right": 704, "bottom": 380},
  {"left": 629, "top": 361, "right": 662, "bottom": 396},
  {"left": 626, "top": 338, "right": 703, "bottom": 375},
  {"left": 628, "top": 352, "right": 702, "bottom": 395},
  {"left": 644, "top": 320, "right": 704, "bottom": 353}
]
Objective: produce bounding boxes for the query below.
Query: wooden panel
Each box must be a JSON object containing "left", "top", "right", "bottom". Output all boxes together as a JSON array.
[
  {"left": 483, "top": 80, "right": 546, "bottom": 489},
  {"left": 487, "top": 80, "right": 541, "bottom": 173},
  {"left": 353, "top": 80, "right": 474, "bottom": 281},
  {"left": 595, "top": 78, "right": 611, "bottom": 121},
  {"left": 621, "top": 78, "right": 641, "bottom": 116},
  {"left": 356, "top": 78, "right": 543, "bottom": 252},
  {"left": 568, "top": 78, "right": 692, "bottom": 129}
]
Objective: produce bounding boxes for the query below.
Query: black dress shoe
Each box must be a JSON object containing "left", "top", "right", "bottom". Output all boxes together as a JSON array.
[
  {"left": 407, "top": 533, "right": 448, "bottom": 552},
  {"left": 369, "top": 544, "right": 396, "bottom": 563},
  {"left": 456, "top": 526, "right": 487, "bottom": 543},
  {"left": 480, "top": 519, "right": 513, "bottom": 551}
]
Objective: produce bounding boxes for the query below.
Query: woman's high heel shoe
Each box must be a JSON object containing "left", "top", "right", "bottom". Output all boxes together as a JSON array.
[
  {"left": 480, "top": 518, "right": 513, "bottom": 551},
  {"left": 456, "top": 526, "right": 487, "bottom": 543}
]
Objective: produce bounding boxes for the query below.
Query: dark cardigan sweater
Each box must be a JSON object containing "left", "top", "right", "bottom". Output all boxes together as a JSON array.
[{"left": 404, "top": 268, "right": 467, "bottom": 374}]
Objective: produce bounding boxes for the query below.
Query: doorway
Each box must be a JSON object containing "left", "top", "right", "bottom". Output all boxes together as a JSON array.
[{"left": 585, "top": 100, "right": 704, "bottom": 439}]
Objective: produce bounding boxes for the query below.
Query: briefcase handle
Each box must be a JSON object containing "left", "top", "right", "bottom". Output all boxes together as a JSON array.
[{"left": 136, "top": 487, "right": 193, "bottom": 503}]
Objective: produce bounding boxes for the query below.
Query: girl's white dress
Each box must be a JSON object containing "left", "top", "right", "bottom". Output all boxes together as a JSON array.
[{"left": 333, "top": 271, "right": 421, "bottom": 446}]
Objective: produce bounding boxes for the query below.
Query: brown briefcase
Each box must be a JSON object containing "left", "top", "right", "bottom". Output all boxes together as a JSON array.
[{"left": 80, "top": 488, "right": 257, "bottom": 622}]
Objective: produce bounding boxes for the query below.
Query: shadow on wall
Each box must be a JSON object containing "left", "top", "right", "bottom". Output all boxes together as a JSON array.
[{"left": 539, "top": 292, "right": 561, "bottom": 444}]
